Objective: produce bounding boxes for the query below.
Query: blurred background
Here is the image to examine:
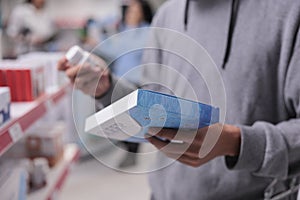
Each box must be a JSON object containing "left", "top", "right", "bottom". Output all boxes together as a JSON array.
[
  {"left": 1, "top": 0, "right": 165, "bottom": 57},
  {"left": 0, "top": 0, "right": 166, "bottom": 200}
]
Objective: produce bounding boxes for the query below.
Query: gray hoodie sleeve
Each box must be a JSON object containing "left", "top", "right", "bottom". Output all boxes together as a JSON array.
[{"left": 226, "top": 27, "right": 300, "bottom": 179}]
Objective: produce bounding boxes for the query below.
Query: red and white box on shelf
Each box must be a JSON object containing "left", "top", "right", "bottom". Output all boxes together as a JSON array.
[
  {"left": 18, "top": 52, "right": 66, "bottom": 91},
  {"left": 0, "top": 61, "right": 45, "bottom": 102},
  {"left": 0, "top": 87, "right": 11, "bottom": 126}
]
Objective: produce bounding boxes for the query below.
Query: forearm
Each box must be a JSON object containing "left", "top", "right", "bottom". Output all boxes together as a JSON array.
[
  {"left": 221, "top": 124, "right": 241, "bottom": 157},
  {"left": 225, "top": 118, "right": 300, "bottom": 179}
]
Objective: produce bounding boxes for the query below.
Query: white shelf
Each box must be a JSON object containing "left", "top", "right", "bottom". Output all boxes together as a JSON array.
[{"left": 27, "top": 144, "right": 80, "bottom": 200}]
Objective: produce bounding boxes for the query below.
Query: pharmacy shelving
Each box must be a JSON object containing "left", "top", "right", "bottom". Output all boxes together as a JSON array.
[
  {"left": 0, "top": 84, "right": 70, "bottom": 156},
  {"left": 27, "top": 144, "right": 80, "bottom": 200}
]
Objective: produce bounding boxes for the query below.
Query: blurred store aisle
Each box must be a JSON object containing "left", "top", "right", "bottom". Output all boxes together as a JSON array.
[
  {"left": 60, "top": 144, "right": 154, "bottom": 200},
  {"left": 60, "top": 159, "right": 150, "bottom": 200}
]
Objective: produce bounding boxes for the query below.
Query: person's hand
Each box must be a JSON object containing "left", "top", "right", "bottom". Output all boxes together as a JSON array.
[
  {"left": 30, "top": 35, "right": 44, "bottom": 45},
  {"left": 57, "top": 56, "right": 111, "bottom": 97},
  {"left": 146, "top": 124, "right": 241, "bottom": 167}
]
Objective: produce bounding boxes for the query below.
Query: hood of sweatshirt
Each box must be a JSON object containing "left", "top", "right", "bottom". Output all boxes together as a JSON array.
[{"left": 184, "top": 0, "right": 240, "bottom": 69}]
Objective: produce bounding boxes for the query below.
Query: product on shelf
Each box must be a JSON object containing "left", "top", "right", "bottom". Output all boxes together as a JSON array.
[
  {"left": 18, "top": 52, "right": 67, "bottom": 91},
  {"left": 0, "top": 87, "right": 11, "bottom": 126},
  {"left": 0, "top": 161, "right": 28, "bottom": 200},
  {"left": 3, "top": 122, "right": 65, "bottom": 167},
  {"left": 26, "top": 123, "right": 65, "bottom": 167},
  {"left": 0, "top": 61, "right": 45, "bottom": 102},
  {"left": 3, "top": 138, "right": 28, "bottom": 158},
  {"left": 0, "top": 158, "right": 50, "bottom": 193},
  {"left": 31, "top": 157, "right": 49, "bottom": 189}
]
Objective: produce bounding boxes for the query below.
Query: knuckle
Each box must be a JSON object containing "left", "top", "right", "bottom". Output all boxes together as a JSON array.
[
  {"left": 191, "top": 160, "right": 200, "bottom": 167},
  {"left": 66, "top": 69, "right": 75, "bottom": 77},
  {"left": 191, "top": 163, "right": 199, "bottom": 168},
  {"left": 185, "top": 151, "right": 197, "bottom": 158}
]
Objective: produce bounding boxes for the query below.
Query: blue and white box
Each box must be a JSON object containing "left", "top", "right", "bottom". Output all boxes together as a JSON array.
[
  {"left": 0, "top": 164, "right": 27, "bottom": 200},
  {"left": 85, "top": 89, "right": 219, "bottom": 143},
  {"left": 0, "top": 87, "right": 11, "bottom": 126}
]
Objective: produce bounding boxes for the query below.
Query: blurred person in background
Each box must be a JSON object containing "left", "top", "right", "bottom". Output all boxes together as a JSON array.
[
  {"left": 84, "top": 0, "right": 153, "bottom": 168},
  {"left": 102, "top": 0, "right": 153, "bottom": 84},
  {"left": 6, "top": 0, "right": 57, "bottom": 55},
  {"left": 115, "top": 0, "right": 153, "bottom": 168}
]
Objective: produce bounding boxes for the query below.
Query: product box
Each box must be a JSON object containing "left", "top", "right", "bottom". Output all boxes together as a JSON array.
[
  {"left": 3, "top": 122, "right": 65, "bottom": 167},
  {"left": 26, "top": 123, "right": 65, "bottom": 167},
  {"left": 0, "top": 61, "right": 45, "bottom": 101},
  {"left": 0, "top": 163, "right": 27, "bottom": 200},
  {"left": 85, "top": 89, "right": 220, "bottom": 143},
  {"left": 18, "top": 52, "right": 66, "bottom": 91},
  {"left": 0, "top": 87, "right": 11, "bottom": 126}
]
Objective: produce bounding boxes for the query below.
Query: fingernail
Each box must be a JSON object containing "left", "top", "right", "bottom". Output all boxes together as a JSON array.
[{"left": 144, "top": 133, "right": 152, "bottom": 140}]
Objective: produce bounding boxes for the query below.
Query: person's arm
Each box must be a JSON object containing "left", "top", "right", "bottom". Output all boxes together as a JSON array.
[
  {"left": 225, "top": 27, "right": 300, "bottom": 179},
  {"left": 146, "top": 25, "right": 300, "bottom": 179},
  {"left": 57, "top": 2, "right": 167, "bottom": 107},
  {"left": 146, "top": 124, "right": 241, "bottom": 167},
  {"left": 29, "top": 11, "right": 57, "bottom": 45},
  {"left": 7, "top": 5, "right": 25, "bottom": 39},
  {"left": 57, "top": 55, "right": 137, "bottom": 108}
]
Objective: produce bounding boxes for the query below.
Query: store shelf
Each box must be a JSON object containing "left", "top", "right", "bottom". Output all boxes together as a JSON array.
[
  {"left": 0, "top": 84, "right": 70, "bottom": 156},
  {"left": 28, "top": 144, "right": 80, "bottom": 200}
]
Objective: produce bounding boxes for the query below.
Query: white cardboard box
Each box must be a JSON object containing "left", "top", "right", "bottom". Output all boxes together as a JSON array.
[{"left": 0, "top": 87, "right": 11, "bottom": 126}]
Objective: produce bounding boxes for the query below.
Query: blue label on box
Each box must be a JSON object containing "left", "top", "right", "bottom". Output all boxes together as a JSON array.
[
  {"left": 0, "top": 103, "right": 11, "bottom": 126},
  {"left": 126, "top": 90, "right": 219, "bottom": 143}
]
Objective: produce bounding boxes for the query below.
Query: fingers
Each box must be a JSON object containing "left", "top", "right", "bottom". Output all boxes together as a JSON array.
[
  {"left": 67, "top": 65, "right": 110, "bottom": 96},
  {"left": 65, "top": 64, "right": 98, "bottom": 82},
  {"left": 73, "top": 69, "right": 104, "bottom": 86},
  {"left": 147, "top": 136, "right": 207, "bottom": 168},
  {"left": 166, "top": 152, "right": 213, "bottom": 167},
  {"left": 75, "top": 76, "right": 99, "bottom": 93},
  {"left": 148, "top": 136, "right": 217, "bottom": 168},
  {"left": 164, "top": 152, "right": 201, "bottom": 166},
  {"left": 65, "top": 66, "right": 81, "bottom": 82},
  {"left": 146, "top": 124, "right": 226, "bottom": 168},
  {"left": 146, "top": 135, "right": 200, "bottom": 157},
  {"left": 57, "top": 57, "right": 71, "bottom": 71},
  {"left": 148, "top": 127, "right": 201, "bottom": 144}
]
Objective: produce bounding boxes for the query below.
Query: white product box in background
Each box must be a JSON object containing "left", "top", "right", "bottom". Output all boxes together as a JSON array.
[
  {"left": 19, "top": 53, "right": 76, "bottom": 143},
  {"left": 0, "top": 87, "right": 11, "bottom": 126},
  {"left": 18, "top": 52, "right": 67, "bottom": 92}
]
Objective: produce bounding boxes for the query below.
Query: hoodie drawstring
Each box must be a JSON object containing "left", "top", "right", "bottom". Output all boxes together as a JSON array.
[
  {"left": 184, "top": 0, "right": 190, "bottom": 31},
  {"left": 222, "top": 0, "right": 240, "bottom": 69},
  {"left": 184, "top": 0, "right": 240, "bottom": 69}
]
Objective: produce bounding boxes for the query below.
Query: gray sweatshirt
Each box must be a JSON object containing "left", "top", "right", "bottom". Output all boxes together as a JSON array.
[{"left": 98, "top": 0, "right": 300, "bottom": 199}]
